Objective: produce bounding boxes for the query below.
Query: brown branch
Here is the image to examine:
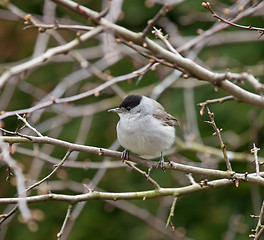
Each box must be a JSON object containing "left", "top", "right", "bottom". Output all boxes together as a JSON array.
[
  {"left": 250, "top": 200, "right": 264, "bottom": 239},
  {"left": 23, "top": 14, "right": 94, "bottom": 32},
  {"left": 202, "top": 2, "right": 264, "bottom": 38},
  {"left": 205, "top": 107, "right": 233, "bottom": 172},
  {"left": 198, "top": 96, "right": 234, "bottom": 110},
  {"left": 49, "top": 0, "right": 264, "bottom": 108},
  {"left": 25, "top": 150, "right": 72, "bottom": 193},
  {"left": 142, "top": 4, "right": 171, "bottom": 38},
  {"left": 116, "top": 37, "right": 189, "bottom": 75},
  {"left": 255, "top": 200, "right": 264, "bottom": 240},
  {"left": 124, "top": 160, "right": 160, "bottom": 189}
]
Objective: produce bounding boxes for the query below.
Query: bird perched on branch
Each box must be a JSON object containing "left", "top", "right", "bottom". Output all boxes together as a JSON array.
[{"left": 108, "top": 94, "right": 179, "bottom": 171}]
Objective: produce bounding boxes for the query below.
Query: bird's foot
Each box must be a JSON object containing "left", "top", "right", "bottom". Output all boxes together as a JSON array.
[
  {"left": 121, "top": 149, "right": 129, "bottom": 162},
  {"left": 156, "top": 153, "right": 166, "bottom": 172}
]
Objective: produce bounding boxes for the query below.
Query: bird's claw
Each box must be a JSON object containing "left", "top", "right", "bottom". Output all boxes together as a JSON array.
[
  {"left": 121, "top": 149, "right": 129, "bottom": 162},
  {"left": 156, "top": 156, "right": 166, "bottom": 172}
]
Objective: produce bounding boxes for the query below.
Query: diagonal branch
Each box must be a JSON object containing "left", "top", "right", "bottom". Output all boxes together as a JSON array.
[
  {"left": 50, "top": 0, "right": 264, "bottom": 108},
  {"left": 0, "top": 26, "right": 104, "bottom": 89}
]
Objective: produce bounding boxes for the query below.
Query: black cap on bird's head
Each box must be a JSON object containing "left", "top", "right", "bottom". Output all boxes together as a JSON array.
[
  {"left": 108, "top": 95, "right": 142, "bottom": 113},
  {"left": 119, "top": 95, "right": 142, "bottom": 110}
]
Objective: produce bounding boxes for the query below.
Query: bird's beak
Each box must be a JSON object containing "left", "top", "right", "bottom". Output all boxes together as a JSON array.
[{"left": 108, "top": 107, "right": 122, "bottom": 113}]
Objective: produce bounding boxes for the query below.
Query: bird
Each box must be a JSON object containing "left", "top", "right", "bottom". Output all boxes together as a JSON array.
[{"left": 108, "top": 94, "right": 179, "bottom": 171}]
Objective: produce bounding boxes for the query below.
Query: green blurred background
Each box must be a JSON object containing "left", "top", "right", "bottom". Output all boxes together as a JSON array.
[{"left": 0, "top": 0, "right": 264, "bottom": 239}]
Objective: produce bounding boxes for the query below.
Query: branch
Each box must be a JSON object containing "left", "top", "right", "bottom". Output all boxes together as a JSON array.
[
  {"left": 198, "top": 96, "right": 234, "bottom": 108},
  {"left": 178, "top": 1, "right": 264, "bottom": 52},
  {"left": 142, "top": 4, "right": 171, "bottom": 38},
  {"left": 255, "top": 201, "right": 264, "bottom": 240},
  {"left": 176, "top": 139, "right": 262, "bottom": 163},
  {"left": 50, "top": 0, "right": 264, "bottom": 108},
  {"left": 0, "top": 137, "right": 31, "bottom": 222},
  {"left": 1, "top": 135, "right": 264, "bottom": 186},
  {"left": 166, "top": 196, "right": 178, "bottom": 230},
  {"left": 16, "top": 113, "right": 44, "bottom": 137},
  {"left": 0, "top": 26, "right": 104, "bottom": 89},
  {"left": 250, "top": 200, "right": 264, "bottom": 239},
  {"left": 202, "top": 2, "right": 264, "bottom": 38},
  {"left": 57, "top": 204, "right": 74, "bottom": 240},
  {"left": 24, "top": 150, "right": 72, "bottom": 193},
  {"left": 1, "top": 172, "right": 264, "bottom": 205},
  {"left": 124, "top": 160, "right": 160, "bottom": 189},
  {"left": 23, "top": 14, "right": 94, "bottom": 32},
  {"left": 0, "top": 66, "right": 151, "bottom": 120},
  {"left": 205, "top": 107, "right": 233, "bottom": 172},
  {"left": 0, "top": 178, "right": 238, "bottom": 204},
  {"left": 251, "top": 144, "right": 261, "bottom": 177}
]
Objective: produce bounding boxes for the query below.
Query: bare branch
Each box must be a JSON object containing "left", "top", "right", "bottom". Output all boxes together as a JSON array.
[
  {"left": 0, "top": 26, "right": 104, "bottom": 89},
  {"left": 16, "top": 113, "right": 44, "bottom": 137},
  {"left": 142, "top": 5, "right": 171, "bottom": 38},
  {"left": 0, "top": 137, "right": 31, "bottom": 222},
  {"left": 202, "top": 2, "right": 264, "bottom": 38},
  {"left": 25, "top": 150, "right": 72, "bottom": 193},
  {"left": 166, "top": 196, "right": 178, "bottom": 230},
  {"left": 1, "top": 135, "right": 264, "bottom": 186},
  {"left": 57, "top": 204, "right": 74, "bottom": 240},
  {"left": 50, "top": 0, "right": 264, "bottom": 108},
  {"left": 198, "top": 96, "right": 234, "bottom": 108},
  {"left": 205, "top": 107, "right": 233, "bottom": 172},
  {"left": 251, "top": 144, "right": 261, "bottom": 177},
  {"left": 124, "top": 160, "right": 160, "bottom": 189}
]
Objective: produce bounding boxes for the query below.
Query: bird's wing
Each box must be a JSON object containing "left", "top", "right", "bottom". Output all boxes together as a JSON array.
[{"left": 152, "top": 100, "right": 180, "bottom": 127}]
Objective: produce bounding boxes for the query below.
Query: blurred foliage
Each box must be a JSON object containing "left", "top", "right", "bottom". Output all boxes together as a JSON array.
[{"left": 0, "top": 0, "right": 264, "bottom": 240}]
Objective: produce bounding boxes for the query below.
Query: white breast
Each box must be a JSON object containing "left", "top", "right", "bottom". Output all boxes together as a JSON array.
[{"left": 117, "top": 113, "right": 175, "bottom": 156}]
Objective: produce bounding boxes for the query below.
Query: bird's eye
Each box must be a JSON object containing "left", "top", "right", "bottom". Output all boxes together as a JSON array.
[{"left": 126, "top": 106, "right": 132, "bottom": 111}]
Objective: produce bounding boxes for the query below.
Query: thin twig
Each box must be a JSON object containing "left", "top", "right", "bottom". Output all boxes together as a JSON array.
[
  {"left": 198, "top": 96, "right": 234, "bottom": 109},
  {"left": 124, "top": 160, "right": 160, "bottom": 189},
  {"left": 116, "top": 37, "right": 188, "bottom": 74},
  {"left": 186, "top": 173, "right": 197, "bottom": 185},
  {"left": 255, "top": 200, "right": 264, "bottom": 240},
  {"left": 57, "top": 204, "right": 74, "bottom": 240},
  {"left": 116, "top": 38, "right": 176, "bottom": 69},
  {"left": 251, "top": 143, "right": 260, "bottom": 177},
  {"left": 0, "top": 26, "right": 105, "bottom": 89},
  {"left": 166, "top": 196, "right": 178, "bottom": 230},
  {"left": 0, "top": 136, "right": 31, "bottom": 222},
  {"left": 0, "top": 205, "right": 19, "bottom": 224},
  {"left": 23, "top": 15, "right": 94, "bottom": 32},
  {"left": 250, "top": 200, "right": 264, "bottom": 239},
  {"left": 142, "top": 5, "right": 171, "bottom": 38},
  {"left": 95, "top": 0, "right": 112, "bottom": 20},
  {"left": 205, "top": 107, "right": 233, "bottom": 173},
  {"left": 25, "top": 150, "right": 72, "bottom": 193},
  {"left": 0, "top": 65, "right": 151, "bottom": 121},
  {"left": 16, "top": 113, "right": 44, "bottom": 137},
  {"left": 202, "top": 2, "right": 264, "bottom": 38},
  {"left": 152, "top": 27, "right": 181, "bottom": 57},
  {"left": 136, "top": 62, "right": 157, "bottom": 85}
]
